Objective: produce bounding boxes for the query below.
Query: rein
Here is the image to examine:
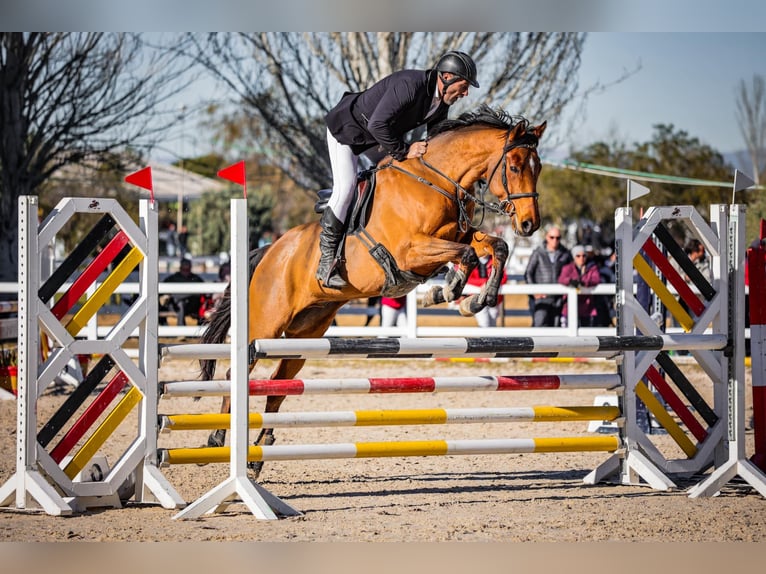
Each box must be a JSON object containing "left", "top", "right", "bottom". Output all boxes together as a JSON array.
[{"left": 378, "top": 127, "right": 540, "bottom": 233}]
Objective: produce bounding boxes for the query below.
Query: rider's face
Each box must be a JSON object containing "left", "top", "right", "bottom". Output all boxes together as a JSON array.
[{"left": 442, "top": 77, "right": 470, "bottom": 105}]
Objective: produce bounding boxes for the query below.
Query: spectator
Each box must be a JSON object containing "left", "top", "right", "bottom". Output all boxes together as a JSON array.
[
  {"left": 466, "top": 255, "right": 507, "bottom": 327},
  {"left": 683, "top": 238, "right": 712, "bottom": 282},
  {"left": 674, "top": 238, "right": 713, "bottom": 322},
  {"left": 365, "top": 296, "right": 382, "bottom": 326},
  {"left": 203, "top": 262, "right": 231, "bottom": 323},
  {"left": 160, "top": 258, "right": 206, "bottom": 325},
  {"left": 578, "top": 222, "right": 607, "bottom": 252},
  {"left": 258, "top": 230, "right": 275, "bottom": 249},
  {"left": 594, "top": 246, "right": 617, "bottom": 327},
  {"left": 178, "top": 225, "right": 189, "bottom": 257},
  {"left": 381, "top": 295, "right": 407, "bottom": 329},
  {"left": 745, "top": 237, "right": 766, "bottom": 355},
  {"left": 165, "top": 222, "right": 180, "bottom": 257},
  {"left": 558, "top": 245, "right": 601, "bottom": 327},
  {"left": 524, "top": 226, "right": 572, "bottom": 326},
  {"left": 218, "top": 262, "right": 231, "bottom": 282}
]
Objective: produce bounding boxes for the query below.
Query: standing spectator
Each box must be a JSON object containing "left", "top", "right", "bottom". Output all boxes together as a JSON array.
[
  {"left": 203, "top": 262, "right": 231, "bottom": 323},
  {"left": 165, "top": 222, "right": 180, "bottom": 257},
  {"left": 466, "top": 255, "right": 507, "bottom": 327},
  {"left": 178, "top": 225, "right": 189, "bottom": 257},
  {"left": 558, "top": 245, "right": 601, "bottom": 327},
  {"left": 364, "top": 296, "right": 381, "bottom": 326},
  {"left": 524, "top": 226, "right": 572, "bottom": 326},
  {"left": 380, "top": 295, "right": 407, "bottom": 329},
  {"left": 594, "top": 246, "right": 617, "bottom": 327},
  {"left": 160, "top": 258, "right": 206, "bottom": 325},
  {"left": 745, "top": 237, "right": 766, "bottom": 355}
]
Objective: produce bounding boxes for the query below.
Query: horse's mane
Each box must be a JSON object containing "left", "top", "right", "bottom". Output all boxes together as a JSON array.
[{"left": 428, "top": 104, "right": 530, "bottom": 139}]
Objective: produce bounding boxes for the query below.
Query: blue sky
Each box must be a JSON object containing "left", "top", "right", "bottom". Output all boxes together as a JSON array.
[{"left": 556, "top": 32, "right": 766, "bottom": 155}]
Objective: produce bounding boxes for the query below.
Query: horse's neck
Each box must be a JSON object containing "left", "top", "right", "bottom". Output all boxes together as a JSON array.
[{"left": 423, "top": 142, "right": 489, "bottom": 190}]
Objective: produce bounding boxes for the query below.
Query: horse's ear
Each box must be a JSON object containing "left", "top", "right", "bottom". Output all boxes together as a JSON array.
[
  {"left": 510, "top": 121, "right": 527, "bottom": 140},
  {"left": 531, "top": 121, "right": 547, "bottom": 139}
]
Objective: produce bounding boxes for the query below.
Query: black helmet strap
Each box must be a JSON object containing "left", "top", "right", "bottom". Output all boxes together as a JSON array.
[{"left": 438, "top": 70, "right": 464, "bottom": 89}]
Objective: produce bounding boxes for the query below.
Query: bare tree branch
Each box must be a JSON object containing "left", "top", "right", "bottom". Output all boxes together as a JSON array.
[
  {"left": 188, "top": 32, "right": 587, "bottom": 192},
  {"left": 0, "top": 32, "right": 196, "bottom": 281},
  {"left": 735, "top": 74, "right": 766, "bottom": 185}
]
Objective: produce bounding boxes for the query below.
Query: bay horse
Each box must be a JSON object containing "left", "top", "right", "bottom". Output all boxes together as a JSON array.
[{"left": 200, "top": 105, "right": 546, "bottom": 476}]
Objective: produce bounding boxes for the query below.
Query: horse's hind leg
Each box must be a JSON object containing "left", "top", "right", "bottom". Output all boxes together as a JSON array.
[
  {"left": 248, "top": 358, "right": 305, "bottom": 479},
  {"left": 207, "top": 393, "right": 233, "bottom": 447}
]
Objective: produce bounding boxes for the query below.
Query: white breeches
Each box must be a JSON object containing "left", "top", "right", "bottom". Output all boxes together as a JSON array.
[
  {"left": 381, "top": 305, "right": 407, "bottom": 328},
  {"left": 326, "top": 129, "right": 359, "bottom": 222},
  {"left": 474, "top": 305, "right": 499, "bottom": 328}
]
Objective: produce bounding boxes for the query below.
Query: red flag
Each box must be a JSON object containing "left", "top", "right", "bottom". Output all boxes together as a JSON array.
[
  {"left": 218, "top": 161, "right": 247, "bottom": 198},
  {"left": 124, "top": 166, "right": 153, "bottom": 191}
]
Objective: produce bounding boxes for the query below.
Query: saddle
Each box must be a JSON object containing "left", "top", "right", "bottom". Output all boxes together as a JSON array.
[
  {"left": 313, "top": 170, "right": 429, "bottom": 296},
  {"left": 313, "top": 169, "right": 373, "bottom": 229}
]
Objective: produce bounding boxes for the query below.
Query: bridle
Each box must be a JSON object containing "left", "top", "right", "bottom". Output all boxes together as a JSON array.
[
  {"left": 379, "top": 127, "right": 540, "bottom": 232},
  {"left": 485, "top": 129, "right": 540, "bottom": 213}
]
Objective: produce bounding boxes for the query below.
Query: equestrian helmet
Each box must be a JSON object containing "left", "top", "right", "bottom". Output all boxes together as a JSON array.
[{"left": 434, "top": 51, "right": 479, "bottom": 88}]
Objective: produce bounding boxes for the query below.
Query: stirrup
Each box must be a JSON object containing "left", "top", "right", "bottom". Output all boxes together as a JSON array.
[
  {"left": 319, "top": 259, "right": 348, "bottom": 289},
  {"left": 323, "top": 270, "right": 348, "bottom": 289}
]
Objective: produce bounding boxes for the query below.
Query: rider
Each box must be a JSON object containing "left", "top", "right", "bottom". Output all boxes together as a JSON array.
[{"left": 317, "top": 50, "right": 480, "bottom": 289}]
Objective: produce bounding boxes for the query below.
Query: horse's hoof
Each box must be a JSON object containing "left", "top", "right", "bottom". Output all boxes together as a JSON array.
[
  {"left": 442, "top": 270, "right": 466, "bottom": 302},
  {"left": 207, "top": 429, "right": 226, "bottom": 448},
  {"left": 422, "top": 285, "right": 444, "bottom": 308},
  {"left": 247, "top": 461, "right": 264, "bottom": 480},
  {"left": 248, "top": 433, "right": 276, "bottom": 479},
  {"left": 458, "top": 296, "right": 477, "bottom": 317}
]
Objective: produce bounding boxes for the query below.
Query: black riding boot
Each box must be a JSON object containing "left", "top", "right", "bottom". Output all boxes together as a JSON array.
[{"left": 316, "top": 209, "right": 348, "bottom": 289}]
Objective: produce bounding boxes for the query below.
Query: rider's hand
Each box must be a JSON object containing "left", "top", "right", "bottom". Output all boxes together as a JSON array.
[{"left": 406, "top": 141, "right": 428, "bottom": 159}]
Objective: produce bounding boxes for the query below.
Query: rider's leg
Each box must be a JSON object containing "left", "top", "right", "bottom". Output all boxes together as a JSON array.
[{"left": 317, "top": 130, "right": 358, "bottom": 289}]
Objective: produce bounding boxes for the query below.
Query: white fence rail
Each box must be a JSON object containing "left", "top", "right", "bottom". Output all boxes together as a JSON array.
[{"left": 0, "top": 280, "right": 749, "bottom": 341}]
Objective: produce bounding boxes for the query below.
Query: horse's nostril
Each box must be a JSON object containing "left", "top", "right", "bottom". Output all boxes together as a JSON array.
[{"left": 521, "top": 219, "right": 533, "bottom": 234}]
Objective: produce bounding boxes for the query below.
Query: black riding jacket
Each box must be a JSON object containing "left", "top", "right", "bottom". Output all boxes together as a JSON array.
[{"left": 325, "top": 69, "right": 450, "bottom": 161}]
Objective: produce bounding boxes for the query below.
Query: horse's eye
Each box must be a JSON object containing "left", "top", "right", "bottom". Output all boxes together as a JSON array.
[{"left": 509, "top": 166, "right": 520, "bottom": 174}]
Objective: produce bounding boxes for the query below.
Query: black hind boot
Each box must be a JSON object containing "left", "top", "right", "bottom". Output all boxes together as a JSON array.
[{"left": 316, "top": 209, "right": 348, "bottom": 289}]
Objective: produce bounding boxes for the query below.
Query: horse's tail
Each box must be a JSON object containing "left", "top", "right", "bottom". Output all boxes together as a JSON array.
[{"left": 199, "top": 245, "right": 272, "bottom": 380}]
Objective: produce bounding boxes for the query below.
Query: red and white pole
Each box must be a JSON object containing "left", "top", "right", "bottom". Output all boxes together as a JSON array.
[{"left": 750, "top": 219, "right": 766, "bottom": 472}]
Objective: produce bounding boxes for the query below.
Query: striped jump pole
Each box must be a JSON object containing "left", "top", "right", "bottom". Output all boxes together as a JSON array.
[
  {"left": 160, "top": 373, "right": 622, "bottom": 398},
  {"left": 749, "top": 220, "right": 766, "bottom": 473},
  {"left": 159, "top": 436, "right": 622, "bottom": 466},
  {"left": 159, "top": 334, "right": 728, "bottom": 362},
  {"left": 159, "top": 405, "right": 623, "bottom": 432}
]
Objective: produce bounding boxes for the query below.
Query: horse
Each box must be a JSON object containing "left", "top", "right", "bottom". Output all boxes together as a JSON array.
[{"left": 200, "top": 105, "right": 546, "bottom": 476}]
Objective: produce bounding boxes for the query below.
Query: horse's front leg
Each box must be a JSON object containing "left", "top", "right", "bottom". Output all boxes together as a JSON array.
[
  {"left": 458, "top": 233, "right": 509, "bottom": 317},
  {"left": 404, "top": 235, "right": 480, "bottom": 307}
]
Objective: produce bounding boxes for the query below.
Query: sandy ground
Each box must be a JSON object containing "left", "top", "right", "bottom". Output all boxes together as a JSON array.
[{"left": 1, "top": 356, "right": 766, "bottom": 543}]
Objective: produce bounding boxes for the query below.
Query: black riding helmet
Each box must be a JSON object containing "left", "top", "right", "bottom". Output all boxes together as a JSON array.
[{"left": 434, "top": 50, "right": 479, "bottom": 88}]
